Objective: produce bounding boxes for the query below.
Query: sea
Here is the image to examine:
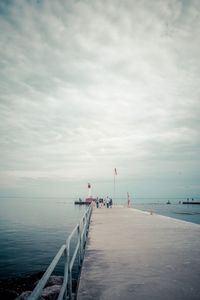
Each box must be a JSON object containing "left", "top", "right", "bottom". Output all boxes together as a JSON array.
[{"left": 0, "top": 196, "right": 200, "bottom": 280}]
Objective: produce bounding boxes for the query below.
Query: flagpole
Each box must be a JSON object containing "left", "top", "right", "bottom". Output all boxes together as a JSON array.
[{"left": 113, "top": 168, "right": 117, "bottom": 202}]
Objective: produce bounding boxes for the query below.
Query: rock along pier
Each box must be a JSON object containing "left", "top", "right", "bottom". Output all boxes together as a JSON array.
[{"left": 77, "top": 206, "right": 200, "bottom": 300}]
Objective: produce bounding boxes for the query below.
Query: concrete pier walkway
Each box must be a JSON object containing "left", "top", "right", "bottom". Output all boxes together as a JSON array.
[{"left": 77, "top": 206, "right": 200, "bottom": 300}]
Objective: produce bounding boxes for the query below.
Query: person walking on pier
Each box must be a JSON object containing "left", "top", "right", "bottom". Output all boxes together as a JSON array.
[
  {"left": 91, "top": 199, "right": 96, "bottom": 208},
  {"left": 99, "top": 198, "right": 103, "bottom": 208},
  {"left": 106, "top": 196, "right": 110, "bottom": 208},
  {"left": 127, "top": 192, "right": 131, "bottom": 208}
]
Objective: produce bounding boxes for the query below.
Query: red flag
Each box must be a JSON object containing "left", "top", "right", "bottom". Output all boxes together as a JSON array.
[{"left": 114, "top": 168, "right": 117, "bottom": 175}]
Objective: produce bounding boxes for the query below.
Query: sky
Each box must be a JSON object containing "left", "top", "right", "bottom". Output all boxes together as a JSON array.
[{"left": 0, "top": 0, "right": 200, "bottom": 199}]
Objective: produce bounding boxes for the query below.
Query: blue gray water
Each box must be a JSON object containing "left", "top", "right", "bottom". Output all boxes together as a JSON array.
[
  {"left": 133, "top": 201, "right": 200, "bottom": 224},
  {"left": 0, "top": 197, "right": 200, "bottom": 280},
  {"left": 0, "top": 197, "right": 87, "bottom": 280}
]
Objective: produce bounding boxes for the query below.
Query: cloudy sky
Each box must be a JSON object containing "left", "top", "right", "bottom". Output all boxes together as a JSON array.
[{"left": 0, "top": 0, "right": 199, "bottom": 199}]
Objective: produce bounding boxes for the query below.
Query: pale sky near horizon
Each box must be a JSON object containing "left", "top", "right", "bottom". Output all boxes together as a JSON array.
[{"left": 0, "top": 0, "right": 200, "bottom": 199}]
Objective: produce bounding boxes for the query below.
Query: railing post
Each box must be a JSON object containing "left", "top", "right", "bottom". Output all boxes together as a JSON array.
[
  {"left": 84, "top": 216, "right": 87, "bottom": 246},
  {"left": 86, "top": 208, "right": 89, "bottom": 236},
  {"left": 63, "top": 247, "right": 68, "bottom": 300},
  {"left": 78, "top": 223, "right": 82, "bottom": 267},
  {"left": 67, "top": 242, "right": 72, "bottom": 300},
  {"left": 82, "top": 216, "right": 85, "bottom": 246}
]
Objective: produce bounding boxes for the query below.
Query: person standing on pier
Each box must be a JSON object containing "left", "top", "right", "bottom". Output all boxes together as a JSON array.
[
  {"left": 99, "top": 198, "right": 103, "bottom": 208},
  {"left": 91, "top": 199, "right": 96, "bottom": 208},
  {"left": 106, "top": 196, "right": 110, "bottom": 208},
  {"left": 127, "top": 192, "right": 131, "bottom": 208}
]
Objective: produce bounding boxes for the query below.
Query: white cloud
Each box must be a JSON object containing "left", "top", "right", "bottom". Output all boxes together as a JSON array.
[{"left": 0, "top": 0, "right": 200, "bottom": 197}]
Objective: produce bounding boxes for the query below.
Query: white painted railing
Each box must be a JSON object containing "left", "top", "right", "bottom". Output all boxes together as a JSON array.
[{"left": 28, "top": 205, "right": 92, "bottom": 300}]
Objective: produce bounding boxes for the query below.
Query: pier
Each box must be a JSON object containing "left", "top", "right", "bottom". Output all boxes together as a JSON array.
[
  {"left": 182, "top": 201, "right": 200, "bottom": 205},
  {"left": 77, "top": 206, "right": 200, "bottom": 300}
]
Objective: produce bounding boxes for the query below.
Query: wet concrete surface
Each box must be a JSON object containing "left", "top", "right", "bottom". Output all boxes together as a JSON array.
[{"left": 77, "top": 206, "right": 200, "bottom": 300}]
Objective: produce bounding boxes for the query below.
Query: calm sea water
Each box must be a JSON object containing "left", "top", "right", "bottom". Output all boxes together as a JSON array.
[
  {"left": 133, "top": 201, "right": 200, "bottom": 224},
  {"left": 0, "top": 197, "right": 87, "bottom": 280},
  {"left": 0, "top": 197, "right": 200, "bottom": 280}
]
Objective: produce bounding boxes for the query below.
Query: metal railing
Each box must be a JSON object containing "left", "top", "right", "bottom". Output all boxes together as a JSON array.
[{"left": 28, "top": 204, "right": 92, "bottom": 300}]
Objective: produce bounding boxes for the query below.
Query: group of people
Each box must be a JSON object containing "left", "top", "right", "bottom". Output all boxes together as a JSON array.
[{"left": 93, "top": 196, "right": 113, "bottom": 208}]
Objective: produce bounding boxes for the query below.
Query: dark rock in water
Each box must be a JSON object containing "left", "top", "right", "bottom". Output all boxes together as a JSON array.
[
  {"left": 15, "top": 291, "right": 34, "bottom": 300},
  {"left": 34, "top": 275, "right": 64, "bottom": 288},
  {"left": 0, "top": 273, "right": 64, "bottom": 300},
  {"left": 0, "top": 272, "right": 44, "bottom": 300},
  {"left": 15, "top": 291, "right": 45, "bottom": 300},
  {"left": 0, "top": 288, "right": 18, "bottom": 300},
  {"left": 41, "top": 285, "right": 61, "bottom": 300},
  {"left": 45, "top": 275, "right": 63, "bottom": 287},
  {"left": 16, "top": 284, "right": 62, "bottom": 300},
  {"left": 15, "top": 275, "right": 63, "bottom": 300}
]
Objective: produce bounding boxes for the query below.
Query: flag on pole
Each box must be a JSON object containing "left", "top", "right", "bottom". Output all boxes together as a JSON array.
[{"left": 114, "top": 168, "right": 117, "bottom": 175}]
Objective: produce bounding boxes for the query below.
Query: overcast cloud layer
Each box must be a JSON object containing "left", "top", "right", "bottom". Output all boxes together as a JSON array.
[{"left": 0, "top": 0, "right": 200, "bottom": 198}]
